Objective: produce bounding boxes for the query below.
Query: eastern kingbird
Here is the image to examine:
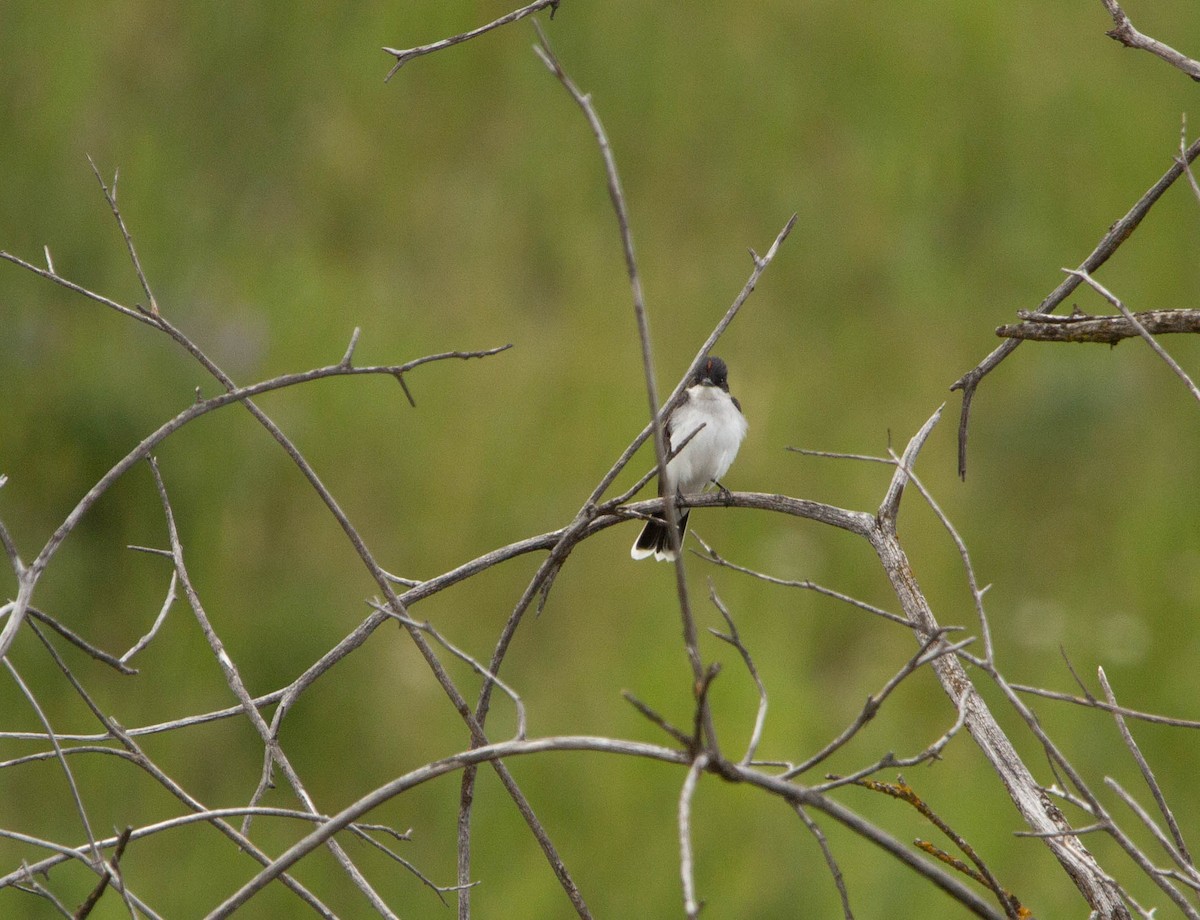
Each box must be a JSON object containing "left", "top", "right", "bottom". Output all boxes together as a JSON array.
[{"left": 631, "top": 355, "right": 747, "bottom": 561}]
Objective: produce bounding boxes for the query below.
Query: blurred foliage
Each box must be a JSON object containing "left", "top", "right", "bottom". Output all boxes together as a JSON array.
[{"left": 2, "top": 1, "right": 1200, "bottom": 917}]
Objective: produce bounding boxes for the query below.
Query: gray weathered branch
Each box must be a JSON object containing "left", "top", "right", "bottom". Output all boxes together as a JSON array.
[{"left": 997, "top": 308, "right": 1200, "bottom": 343}]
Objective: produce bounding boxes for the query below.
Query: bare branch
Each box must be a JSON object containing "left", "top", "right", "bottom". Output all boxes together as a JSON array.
[
  {"left": 146, "top": 458, "right": 395, "bottom": 917},
  {"left": 951, "top": 132, "right": 1200, "bottom": 478},
  {"left": 707, "top": 585, "right": 767, "bottom": 766},
  {"left": 367, "top": 600, "right": 527, "bottom": 740},
  {"left": 679, "top": 753, "right": 708, "bottom": 919},
  {"left": 1066, "top": 269, "right": 1200, "bottom": 404},
  {"left": 0, "top": 343, "right": 510, "bottom": 660},
  {"left": 1101, "top": 0, "right": 1200, "bottom": 81},
  {"left": 878, "top": 405, "right": 943, "bottom": 526},
  {"left": 784, "top": 634, "right": 970, "bottom": 781},
  {"left": 23, "top": 607, "right": 136, "bottom": 675},
  {"left": 1009, "top": 683, "right": 1200, "bottom": 729},
  {"left": 0, "top": 247, "right": 154, "bottom": 327},
  {"left": 795, "top": 806, "right": 854, "bottom": 920},
  {"left": 119, "top": 570, "right": 177, "bottom": 665},
  {"left": 86, "top": 155, "right": 159, "bottom": 315},
  {"left": 3, "top": 659, "right": 102, "bottom": 868},
  {"left": 1105, "top": 778, "right": 1200, "bottom": 891},
  {"left": 72, "top": 826, "right": 132, "bottom": 920},
  {"left": 985, "top": 670, "right": 1197, "bottom": 919},
  {"left": 532, "top": 22, "right": 706, "bottom": 694},
  {"left": 886, "top": 447, "right": 995, "bottom": 663},
  {"left": 693, "top": 534, "right": 911, "bottom": 628},
  {"left": 868, "top": 416, "right": 1130, "bottom": 917},
  {"left": 621, "top": 691, "right": 693, "bottom": 747},
  {"left": 382, "top": 1, "right": 561, "bottom": 79},
  {"left": 997, "top": 307, "right": 1200, "bottom": 343},
  {"left": 205, "top": 735, "right": 691, "bottom": 918},
  {"left": 1097, "top": 667, "right": 1194, "bottom": 870},
  {"left": 786, "top": 446, "right": 895, "bottom": 464}
]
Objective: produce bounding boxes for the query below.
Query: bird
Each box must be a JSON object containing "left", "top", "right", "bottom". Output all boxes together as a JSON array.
[{"left": 631, "top": 355, "right": 747, "bottom": 561}]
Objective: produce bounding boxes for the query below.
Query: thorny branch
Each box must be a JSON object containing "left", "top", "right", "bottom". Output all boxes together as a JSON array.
[{"left": 382, "top": 0, "right": 561, "bottom": 79}]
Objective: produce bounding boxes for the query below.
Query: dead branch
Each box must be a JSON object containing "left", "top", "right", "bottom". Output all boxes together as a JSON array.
[
  {"left": 997, "top": 307, "right": 1200, "bottom": 343},
  {"left": 382, "top": 0, "right": 561, "bottom": 79},
  {"left": 1100, "top": 0, "right": 1200, "bottom": 81},
  {"left": 950, "top": 133, "right": 1200, "bottom": 478}
]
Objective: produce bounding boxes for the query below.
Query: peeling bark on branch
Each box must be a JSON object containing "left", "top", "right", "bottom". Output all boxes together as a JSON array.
[{"left": 997, "top": 308, "right": 1200, "bottom": 343}]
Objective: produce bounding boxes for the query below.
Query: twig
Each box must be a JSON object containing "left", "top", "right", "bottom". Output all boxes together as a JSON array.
[
  {"left": 679, "top": 753, "right": 708, "bottom": 919},
  {"left": 1105, "top": 778, "right": 1200, "bottom": 890},
  {"left": 1100, "top": 0, "right": 1200, "bottom": 81},
  {"left": 621, "top": 691, "right": 693, "bottom": 747},
  {"left": 852, "top": 776, "right": 1025, "bottom": 920},
  {"left": 367, "top": 600, "right": 527, "bottom": 739},
  {"left": 784, "top": 634, "right": 969, "bottom": 781},
  {"left": 886, "top": 446, "right": 995, "bottom": 663},
  {"left": 382, "top": 1, "right": 561, "bottom": 79},
  {"left": 16, "top": 864, "right": 75, "bottom": 918},
  {"left": 1008, "top": 683, "right": 1200, "bottom": 728},
  {"left": 86, "top": 156, "right": 158, "bottom": 315},
  {"left": 785, "top": 446, "right": 894, "bottom": 464},
  {"left": 119, "top": 570, "right": 177, "bottom": 665},
  {"left": 692, "top": 534, "right": 911, "bottom": 628},
  {"left": 3, "top": 659, "right": 102, "bottom": 867},
  {"left": 795, "top": 806, "right": 854, "bottom": 919},
  {"left": 707, "top": 585, "right": 767, "bottom": 765},
  {"left": 24, "top": 607, "right": 136, "bottom": 675},
  {"left": 1097, "top": 667, "right": 1194, "bottom": 869},
  {"left": 1179, "top": 117, "right": 1200, "bottom": 204}
]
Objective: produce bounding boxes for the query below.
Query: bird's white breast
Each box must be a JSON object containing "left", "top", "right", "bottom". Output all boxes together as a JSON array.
[{"left": 664, "top": 385, "right": 747, "bottom": 495}]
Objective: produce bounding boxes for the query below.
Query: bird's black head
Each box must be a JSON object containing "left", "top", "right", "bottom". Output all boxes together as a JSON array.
[{"left": 692, "top": 356, "right": 730, "bottom": 391}]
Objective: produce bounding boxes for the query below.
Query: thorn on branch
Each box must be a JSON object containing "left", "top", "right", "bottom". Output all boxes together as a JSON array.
[
  {"left": 340, "top": 327, "right": 362, "bottom": 368},
  {"left": 394, "top": 371, "right": 416, "bottom": 406}
]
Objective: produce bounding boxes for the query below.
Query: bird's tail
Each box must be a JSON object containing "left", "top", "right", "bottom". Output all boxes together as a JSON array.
[{"left": 630, "top": 511, "right": 690, "bottom": 562}]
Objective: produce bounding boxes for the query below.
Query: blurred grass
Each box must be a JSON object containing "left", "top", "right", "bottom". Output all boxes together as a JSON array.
[{"left": 3, "top": 1, "right": 1200, "bottom": 917}]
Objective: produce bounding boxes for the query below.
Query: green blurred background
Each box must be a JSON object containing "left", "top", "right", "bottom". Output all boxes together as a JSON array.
[{"left": 3, "top": 1, "right": 1200, "bottom": 916}]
